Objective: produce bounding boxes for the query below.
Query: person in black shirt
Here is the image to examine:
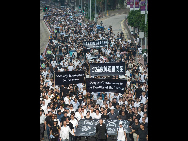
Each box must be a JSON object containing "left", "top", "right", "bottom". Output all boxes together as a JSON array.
[
  {"left": 50, "top": 120, "right": 60, "bottom": 141},
  {"left": 135, "top": 85, "right": 142, "bottom": 99},
  {"left": 45, "top": 111, "right": 52, "bottom": 140},
  {"left": 96, "top": 119, "right": 108, "bottom": 141},
  {"left": 112, "top": 98, "right": 118, "bottom": 107},
  {"left": 137, "top": 123, "right": 148, "bottom": 141},
  {"left": 127, "top": 108, "right": 134, "bottom": 121},
  {"left": 60, "top": 111, "right": 68, "bottom": 125},
  {"left": 118, "top": 111, "right": 126, "bottom": 120},
  {"left": 84, "top": 111, "right": 92, "bottom": 119},
  {"left": 131, "top": 118, "right": 140, "bottom": 141},
  {"left": 101, "top": 109, "right": 109, "bottom": 120}
]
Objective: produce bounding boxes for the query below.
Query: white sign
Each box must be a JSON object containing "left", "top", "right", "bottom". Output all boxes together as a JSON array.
[{"left": 139, "top": 32, "right": 144, "bottom": 38}]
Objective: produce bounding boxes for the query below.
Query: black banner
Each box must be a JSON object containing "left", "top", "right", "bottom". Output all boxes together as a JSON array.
[
  {"left": 55, "top": 71, "right": 85, "bottom": 85},
  {"left": 90, "top": 63, "right": 125, "bottom": 76},
  {"left": 83, "top": 39, "right": 108, "bottom": 48},
  {"left": 86, "top": 78, "right": 127, "bottom": 93},
  {"left": 75, "top": 119, "right": 131, "bottom": 136}
]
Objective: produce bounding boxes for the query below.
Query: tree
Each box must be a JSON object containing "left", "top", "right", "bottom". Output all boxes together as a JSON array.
[{"left": 127, "top": 9, "right": 148, "bottom": 36}]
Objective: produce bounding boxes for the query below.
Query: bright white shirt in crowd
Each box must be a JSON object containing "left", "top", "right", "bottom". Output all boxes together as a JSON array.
[
  {"left": 94, "top": 113, "right": 101, "bottom": 119},
  {"left": 70, "top": 118, "right": 78, "bottom": 132},
  {"left": 134, "top": 102, "right": 140, "bottom": 108},
  {"left": 117, "top": 127, "right": 126, "bottom": 141},
  {"left": 139, "top": 116, "right": 148, "bottom": 123},
  {"left": 75, "top": 111, "right": 81, "bottom": 121},
  {"left": 89, "top": 111, "right": 96, "bottom": 119},
  {"left": 68, "top": 65, "right": 73, "bottom": 71},
  {"left": 40, "top": 114, "right": 46, "bottom": 124},
  {"left": 60, "top": 125, "right": 71, "bottom": 140},
  {"left": 64, "top": 96, "right": 70, "bottom": 105},
  {"left": 138, "top": 111, "right": 144, "bottom": 117}
]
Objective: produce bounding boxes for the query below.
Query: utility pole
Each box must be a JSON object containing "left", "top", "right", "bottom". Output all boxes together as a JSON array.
[
  {"left": 90, "top": 0, "right": 91, "bottom": 21},
  {"left": 134, "top": 0, "right": 135, "bottom": 11},
  {"left": 145, "top": 0, "right": 147, "bottom": 49},
  {"left": 95, "top": 0, "right": 96, "bottom": 22},
  {"left": 105, "top": 0, "right": 107, "bottom": 16},
  {"left": 88, "top": 0, "right": 89, "bottom": 19}
]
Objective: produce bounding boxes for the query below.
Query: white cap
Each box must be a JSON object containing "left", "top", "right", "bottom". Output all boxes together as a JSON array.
[{"left": 119, "top": 122, "right": 122, "bottom": 125}]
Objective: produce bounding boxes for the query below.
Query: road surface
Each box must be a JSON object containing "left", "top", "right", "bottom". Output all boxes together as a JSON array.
[{"left": 40, "top": 11, "right": 50, "bottom": 55}]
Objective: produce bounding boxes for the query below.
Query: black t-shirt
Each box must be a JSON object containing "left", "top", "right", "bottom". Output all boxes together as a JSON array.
[
  {"left": 45, "top": 116, "right": 52, "bottom": 126},
  {"left": 135, "top": 88, "right": 142, "bottom": 98},
  {"left": 101, "top": 114, "right": 109, "bottom": 120},
  {"left": 84, "top": 116, "right": 92, "bottom": 120},
  {"left": 131, "top": 122, "right": 140, "bottom": 134},
  {"left": 138, "top": 128, "right": 148, "bottom": 141},
  {"left": 50, "top": 125, "right": 60, "bottom": 135}
]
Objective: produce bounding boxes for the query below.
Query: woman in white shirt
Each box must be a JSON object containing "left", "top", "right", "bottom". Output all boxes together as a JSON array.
[
  {"left": 94, "top": 109, "right": 101, "bottom": 119},
  {"left": 117, "top": 122, "right": 127, "bottom": 141}
]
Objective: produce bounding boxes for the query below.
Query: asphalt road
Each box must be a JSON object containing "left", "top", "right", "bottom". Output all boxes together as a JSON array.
[
  {"left": 40, "top": 11, "right": 50, "bottom": 55},
  {"left": 98, "top": 14, "right": 127, "bottom": 37}
]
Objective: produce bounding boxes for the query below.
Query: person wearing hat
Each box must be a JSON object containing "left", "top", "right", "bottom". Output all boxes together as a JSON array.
[
  {"left": 50, "top": 120, "right": 60, "bottom": 141},
  {"left": 117, "top": 122, "right": 127, "bottom": 141}
]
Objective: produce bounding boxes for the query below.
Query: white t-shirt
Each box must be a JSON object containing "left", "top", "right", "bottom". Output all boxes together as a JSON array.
[
  {"left": 68, "top": 65, "right": 73, "bottom": 71},
  {"left": 60, "top": 125, "right": 71, "bottom": 139},
  {"left": 70, "top": 119, "right": 78, "bottom": 132},
  {"left": 64, "top": 96, "right": 70, "bottom": 105},
  {"left": 117, "top": 127, "right": 126, "bottom": 141},
  {"left": 138, "top": 48, "right": 142, "bottom": 54},
  {"left": 94, "top": 113, "right": 101, "bottom": 119}
]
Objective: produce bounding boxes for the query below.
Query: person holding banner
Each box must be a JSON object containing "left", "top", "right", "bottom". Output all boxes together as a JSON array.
[
  {"left": 117, "top": 122, "right": 127, "bottom": 141},
  {"left": 96, "top": 119, "right": 108, "bottom": 141}
]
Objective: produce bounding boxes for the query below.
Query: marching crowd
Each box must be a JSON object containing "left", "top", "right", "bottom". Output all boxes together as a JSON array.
[{"left": 40, "top": 5, "right": 148, "bottom": 141}]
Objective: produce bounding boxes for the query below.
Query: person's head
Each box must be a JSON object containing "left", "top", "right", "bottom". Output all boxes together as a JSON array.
[
  {"left": 48, "top": 111, "right": 52, "bottom": 116},
  {"left": 128, "top": 108, "right": 132, "bottom": 113},
  {"left": 99, "top": 118, "right": 103, "bottom": 125},
  {"left": 119, "top": 122, "right": 123, "bottom": 128},
  {"left": 90, "top": 107, "right": 94, "bottom": 113},
  {"left": 86, "top": 111, "right": 90, "bottom": 116},
  {"left": 105, "top": 104, "right": 108, "bottom": 108},
  {"left": 54, "top": 120, "right": 57, "bottom": 125},
  {"left": 134, "top": 118, "right": 138, "bottom": 123},
  {"left": 66, "top": 117, "right": 70, "bottom": 123},
  {"left": 74, "top": 97, "right": 77, "bottom": 102},
  {"left": 71, "top": 114, "right": 75, "bottom": 120},
  {"left": 140, "top": 123, "right": 145, "bottom": 129},
  {"left": 64, "top": 111, "right": 67, "bottom": 117},
  {"left": 144, "top": 112, "right": 147, "bottom": 118},
  {"left": 142, "top": 117, "right": 146, "bottom": 122},
  {"left": 78, "top": 107, "right": 81, "bottom": 112},
  {"left": 122, "top": 111, "right": 125, "bottom": 116},
  {"left": 63, "top": 120, "right": 67, "bottom": 126},
  {"left": 110, "top": 109, "right": 114, "bottom": 114},
  {"left": 96, "top": 109, "right": 99, "bottom": 115},
  {"left": 81, "top": 107, "right": 84, "bottom": 112}
]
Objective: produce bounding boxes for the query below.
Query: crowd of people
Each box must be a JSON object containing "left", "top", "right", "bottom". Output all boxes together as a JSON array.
[{"left": 40, "top": 4, "right": 148, "bottom": 141}]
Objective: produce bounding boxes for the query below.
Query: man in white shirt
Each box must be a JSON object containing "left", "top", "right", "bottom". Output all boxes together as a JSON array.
[
  {"left": 75, "top": 107, "right": 82, "bottom": 121},
  {"left": 70, "top": 114, "right": 78, "bottom": 135},
  {"left": 68, "top": 62, "right": 74, "bottom": 71},
  {"left": 96, "top": 96, "right": 103, "bottom": 107},
  {"left": 64, "top": 94, "right": 70, "bottom": 105},
  {"left": 60, "top": 121, "right": 72, "bottom": 141}
]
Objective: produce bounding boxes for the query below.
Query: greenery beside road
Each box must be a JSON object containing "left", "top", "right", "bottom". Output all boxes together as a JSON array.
[{"left": 127, "top": 9, "right": 148, "bottom": 37}]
